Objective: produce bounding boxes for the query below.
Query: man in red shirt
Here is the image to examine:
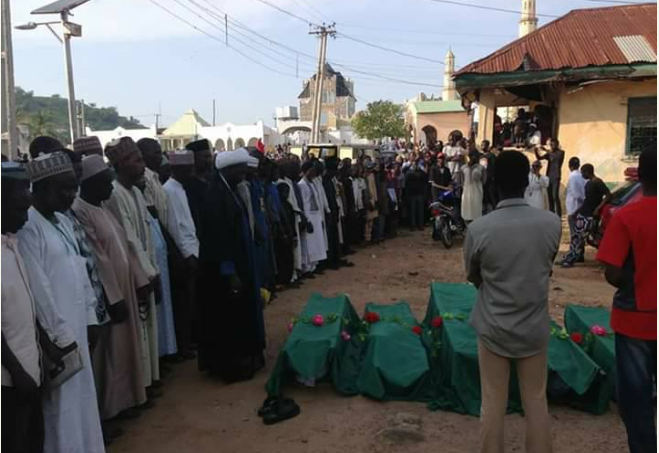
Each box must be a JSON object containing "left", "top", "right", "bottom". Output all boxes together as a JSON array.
[{"left": 597, "top": 146, "right": 656, "bottom": 453}]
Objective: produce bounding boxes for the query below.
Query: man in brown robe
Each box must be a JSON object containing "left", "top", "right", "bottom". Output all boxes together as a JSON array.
[{"left": 72, "top": 155, "right": 149, "bottom": 419}]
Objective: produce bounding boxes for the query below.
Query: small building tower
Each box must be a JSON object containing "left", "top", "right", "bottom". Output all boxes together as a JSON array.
[
  {"left": 442, "top": 48, "right": 457, "bottom": 101},
  {"left": 519, "top": 0, "right": 538, "bottom": 37}
]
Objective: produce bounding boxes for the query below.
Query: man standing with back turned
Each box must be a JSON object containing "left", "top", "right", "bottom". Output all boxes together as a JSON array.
[
  {"left": 597, "top": 146, "right": 656, "bottom": 453},
  {"left": 464, "top": 150, "right": 561, "bottom": 453}
]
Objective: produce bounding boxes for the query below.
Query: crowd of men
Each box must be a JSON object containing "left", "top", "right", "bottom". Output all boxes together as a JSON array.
[
  {"left": 2, "top": 133, "right": 419, "bottom": 453},
  {"left": 2, "top": 127, "right": 653, "bottom": 453}
]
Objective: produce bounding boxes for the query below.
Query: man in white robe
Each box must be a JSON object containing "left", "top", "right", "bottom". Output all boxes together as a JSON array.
[
  {"left": 298, "top": 161, "right": 327, "bottom": 272},
  {"left": 18, "top": 152, "right": 105, "bottom": 453},
  {"left": 461, "top": 150, "right": 485, "bottom": 223},
  {"left": 103, "top": 138, "right": 161, "bottom": 393},
  {"left": 163, "top": 150, "right": 199, "bottom": 358},
  {"left": 525, "top": 160, "right": 550, "bottom": 210}
]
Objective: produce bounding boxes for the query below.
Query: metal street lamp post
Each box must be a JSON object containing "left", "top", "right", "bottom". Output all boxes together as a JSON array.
[{"left": 15, "top": 0, "right": 91, "bottom": 143}]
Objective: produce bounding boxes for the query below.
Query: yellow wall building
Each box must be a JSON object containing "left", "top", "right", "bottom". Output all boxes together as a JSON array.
[{"left": 454, "top": 3, "right": 657, "bottom": 183}]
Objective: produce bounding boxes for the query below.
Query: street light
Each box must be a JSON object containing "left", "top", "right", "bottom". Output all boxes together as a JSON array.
[{"left": 15, "top": 0, "right": 91, "bottom": 143}]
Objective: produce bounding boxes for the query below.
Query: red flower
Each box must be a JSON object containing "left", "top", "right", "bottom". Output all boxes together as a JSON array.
[
  {"left": 431, "top": 316, "right": 443, "bottom": 328},
  {"left": 412, "top": 326, "right": 423, "bottom": 335},
  {"left": 364, "top": 312, "right": 380, "bottom": 324},
  {"left": 570, "top": 332, "right": 584, "bottom": 344}
]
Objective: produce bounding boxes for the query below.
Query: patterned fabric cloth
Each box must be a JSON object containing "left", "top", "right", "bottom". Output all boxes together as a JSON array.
[
  {"left": 562, "top": 214, "right": 592, "bottom": 265},
  {"left": 66, "top": 210, "right": 109, "bottom": 324}
]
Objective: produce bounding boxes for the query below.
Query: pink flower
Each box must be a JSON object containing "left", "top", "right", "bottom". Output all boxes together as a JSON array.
[
  {"left": 287, "top": 323, "right": 294, "bottom": 333},
  {"left": 591, "top": 325, "right": 607, "bottom": 336},
  {"left": 312, "top": 314, "right": 325, "bottom": 327},
  {"left": 341, "top": 330, "right": 351, "bottom": 341},
  {"left": 412, "top": 326, "right": 423, "bottom": 336}
]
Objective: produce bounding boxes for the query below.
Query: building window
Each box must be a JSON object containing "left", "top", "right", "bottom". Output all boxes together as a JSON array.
[
  {"left": 322, "top": 90, "right": 335, "bottom": 104},
  {"left": 626, "top": 97, "right": 656, "bottom": 156}
]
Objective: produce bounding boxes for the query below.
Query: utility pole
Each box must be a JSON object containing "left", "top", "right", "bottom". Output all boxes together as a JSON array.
[
  {"left": 77, "top": 99, "right": 86, "bottom": 137},
  {"left": 61, "top": 11, "right": 78, "bottom": 143},
  {"left": 309, "top": 23, "right": 335, "bottom": 143},
  {"left": 212, "top": 98, "right": 216, "bottom": 126},
  {"left": 1, "top": 0, "right": 18, "bottom": 159}
]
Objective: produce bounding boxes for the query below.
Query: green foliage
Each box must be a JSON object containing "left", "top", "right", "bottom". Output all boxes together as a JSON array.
[
  {"left": 15, "top": 86, "right": 143, "bottom": 143},
  {"left": 351, "top": 100, "right": 406, "bottom": 140}
]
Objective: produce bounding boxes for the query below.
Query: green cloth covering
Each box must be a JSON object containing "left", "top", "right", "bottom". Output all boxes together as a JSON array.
[
  {"left": 265, "top": 293, "right": 362, "bottom": 397},
  {"left": 564, "top": 305, "right": 616, "bottom": 409},
  {"left": 356, "top": 302, "right": 435, "bottom": 401},
  {"left": 424, "top": 283, "right": 608, "bottom": 416},
  {"left": 423, "top": 283, "right": 522, "bottom": 416},
  {"left": 547, "top": 320, "right": 607, "bottom": 414}
]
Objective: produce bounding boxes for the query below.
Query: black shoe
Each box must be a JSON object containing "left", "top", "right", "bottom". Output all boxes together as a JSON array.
[
  {"left": 146, "top": 386, "right": 164, "bottom": 399},
  {"left": 577, "top": 256, "right": 585, "bottom": 263}
]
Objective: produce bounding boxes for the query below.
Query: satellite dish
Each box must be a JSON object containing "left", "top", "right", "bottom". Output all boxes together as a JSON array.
[{"left": 31, "top": 0, "right": 91, "bottom": 15}]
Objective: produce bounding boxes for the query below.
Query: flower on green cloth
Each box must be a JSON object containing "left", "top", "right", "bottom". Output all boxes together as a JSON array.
[
  {"left": 312, "top": 314, "right": 325, "bottom": 327},
  {"left": 431, "top": 316, "right": 443, "bottom": 328},
  {"left": 341, "top": 330, "right": 351, "bottom": 341},
  {"left": 287, "top": 322, "right": 294, "bottom": 333},
  {"left": 412, "top": 326, "right": 423, "bottom": 336},
  {"left": 364, "top": 312, "right": 381, "bottom": 324},
  {"left": 591, "top": 325, "right": 607, "bottom": 336},
  {"left": 570, "top": 332, "right": 584, "bottom": 344}
]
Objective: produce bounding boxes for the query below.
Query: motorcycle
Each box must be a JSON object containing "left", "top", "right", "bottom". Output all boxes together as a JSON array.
[{"left": 430, "top": 189, "right": 467, "bottom": 249}]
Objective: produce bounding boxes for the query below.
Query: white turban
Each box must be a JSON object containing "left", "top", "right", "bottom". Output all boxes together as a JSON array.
[{"left": 215, "top": 148, "right": 250, "bottom": 170}]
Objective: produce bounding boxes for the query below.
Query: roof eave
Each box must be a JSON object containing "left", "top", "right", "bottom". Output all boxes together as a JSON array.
[{"left": 454, "top": 63, "right": 657, "bottom": 90}]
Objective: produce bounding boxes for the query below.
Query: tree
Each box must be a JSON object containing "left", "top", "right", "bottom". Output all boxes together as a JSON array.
[
  {"left": 28, "top": 110, "right": 58, "bottom": 140},
  {"left": 351, "top": 100, "right": 406, "bottom": 141}
]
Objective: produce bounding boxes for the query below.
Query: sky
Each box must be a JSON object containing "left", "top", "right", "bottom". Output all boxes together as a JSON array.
[{"left": 9, "top": 0, "right": 654, "bottom": 128}]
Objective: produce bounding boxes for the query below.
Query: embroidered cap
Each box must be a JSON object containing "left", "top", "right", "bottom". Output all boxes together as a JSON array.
[
  {"left": 73, "top": 136, "right": 103, "bottom": 156},
  {"left": 25, "top": 152, "right": 74, "bottom": 183},
  {"left": 105, "top": 137, "right": 140, "bottom": 165}
]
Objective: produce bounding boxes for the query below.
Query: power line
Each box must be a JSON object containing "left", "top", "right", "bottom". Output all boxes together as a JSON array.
[
  {"left": 145, "top": 0, "right": 298, "bottom": 77},
  {"left": 336, "top": 32, "right": 444, "bottom": 64},
  {"left": 424, "top": 0, "right": 559, "bottom": 18},
  {"left": 250, "top": 0, "right": 320, "bottom": 25}
]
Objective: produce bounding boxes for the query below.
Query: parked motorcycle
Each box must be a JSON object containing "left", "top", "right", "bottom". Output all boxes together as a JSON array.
[{"left": 430, "top": 190, "right": 467, "bottom": 249}]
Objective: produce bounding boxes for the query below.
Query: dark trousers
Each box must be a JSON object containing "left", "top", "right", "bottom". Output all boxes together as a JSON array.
[
  {"left": 326, "top": 218, "right": 341, "bottom": 264},
  {"left": 171, "top": 272, "right": 194, "bottom": 354},
  {"left": 547, "top": 179, "right": 562, "bottom": 217},
  {"left": 409, "top": 194, "right": 425, "bottom": 228},
  {"left": 2, "top": 386, "right": 44, "bottom": 453},
  {"left": 616, "top": 333, "right": 657, "bottom": 453}
]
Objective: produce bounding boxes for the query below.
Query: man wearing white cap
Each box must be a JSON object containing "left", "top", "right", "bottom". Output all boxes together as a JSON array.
[
  {"left": 103, "top": 137, "right": 161, "bottom": 395},
  {"left": 72, "top": 155, "right": 148, "bottom": 422},
  {"left": 197, "top": 149, "right": 266, "bottom": 382},
  {"left": 163, "top": 150, "right": 199, "bottom": 359},
  {"left": 17, "top": 152, "right": 105, "bottom": 453}
]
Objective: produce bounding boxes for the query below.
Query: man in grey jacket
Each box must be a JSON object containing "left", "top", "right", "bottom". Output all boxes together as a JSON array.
[{"left": 464, "top": 150, "right": 561, "bottom": 453}]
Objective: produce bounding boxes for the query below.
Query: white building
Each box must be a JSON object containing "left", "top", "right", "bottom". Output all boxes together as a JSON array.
[{"left": 85, "top": 125, "right": 158, "bottom": 148}]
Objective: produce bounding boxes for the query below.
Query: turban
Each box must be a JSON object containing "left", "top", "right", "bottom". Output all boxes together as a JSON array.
[
  {"left": 25, "top": 152, "right": 74, "bottom": 183},
  {"left": 215, "top": 148, "right": 250, "bottom": 170},
  {"left": 81, "top": 154, "right": 110, "bottom": 181}
]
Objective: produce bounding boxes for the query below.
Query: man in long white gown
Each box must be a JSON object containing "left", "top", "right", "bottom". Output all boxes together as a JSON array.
[
  {"left": 298, "top": 160, "right": 327, "bottom": 272},
  {"left": 525, "top": 160, "right": 550, "bottom": 210},
  {"left": 103, "top": 137, "right": 161, "bottom": 394},
  {"left": 18, "top": 152, "right": 105, "bottom": 453}
]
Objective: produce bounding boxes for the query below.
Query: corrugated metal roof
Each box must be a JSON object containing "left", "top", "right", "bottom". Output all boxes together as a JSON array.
[
  {"left": 456, "top": 3, "right": 657, "bottom": 75},
  {"left": 614, "top": 36, "right": 657, "bottom": 63}
]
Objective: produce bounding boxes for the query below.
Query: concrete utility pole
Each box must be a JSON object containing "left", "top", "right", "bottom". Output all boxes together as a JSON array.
[
  {"left": 1, "top": 0, "right": 18, "bottom": 159},
  {"left": 309, "top": 23, "right": 335, "bottom": 143},
  {"left": 61, "top": 11, "right": 78, "bottom": 142}
]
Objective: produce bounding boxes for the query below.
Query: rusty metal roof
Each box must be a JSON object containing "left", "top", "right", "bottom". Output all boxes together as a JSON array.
[{"left": 456, "top": 3, "right": 657, "bottom": 75}]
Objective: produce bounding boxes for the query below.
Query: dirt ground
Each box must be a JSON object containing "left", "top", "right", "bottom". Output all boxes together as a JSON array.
[{"left": 111, "top": 228, "right": 628, "bottom": 453}]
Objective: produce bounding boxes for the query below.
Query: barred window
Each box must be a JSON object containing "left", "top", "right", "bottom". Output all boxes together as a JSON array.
[{"left": 626, "top": 97, "right": 656, "bottom": 156}]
